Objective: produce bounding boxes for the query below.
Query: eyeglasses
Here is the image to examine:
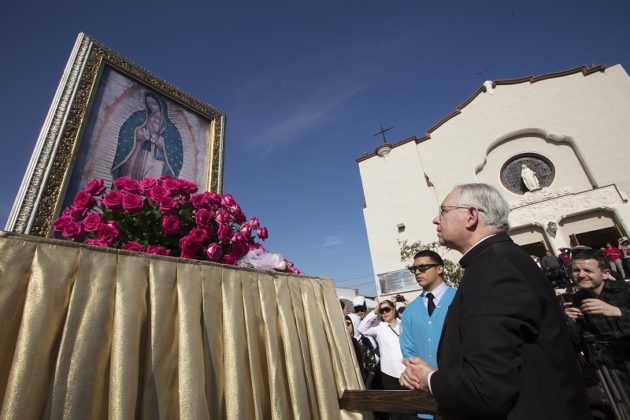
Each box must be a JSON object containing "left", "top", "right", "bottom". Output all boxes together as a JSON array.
[
  {"left": 408, "top": 264, "right": 440, "bottom": 273},
  {"left": 438, "top": 205, "right": 485, "bottom": 218},
  {"left": 378, "top": 307, "right": 393, "bottom": 314}
]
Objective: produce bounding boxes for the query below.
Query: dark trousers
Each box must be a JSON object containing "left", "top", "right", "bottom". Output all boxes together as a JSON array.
[{"left": 381, "top": 373, "right": 421, "bottom": 420}]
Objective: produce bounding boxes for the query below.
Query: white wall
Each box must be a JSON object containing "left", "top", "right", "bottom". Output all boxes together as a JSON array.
[{"left": 359, "top": 65, "right": 630, "bottom": 295}]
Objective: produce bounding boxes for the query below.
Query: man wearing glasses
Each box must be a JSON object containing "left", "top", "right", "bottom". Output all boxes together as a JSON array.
[
  {"left": 399, "top": 250, "right": 455, "bottom": 419},
  {"left": 399, "top": 183, "right": 590, "bottom": 419}
]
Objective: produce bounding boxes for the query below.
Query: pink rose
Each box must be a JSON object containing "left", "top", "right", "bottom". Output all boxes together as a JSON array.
[
  {"left": 114, "top": 177, "right": 140, "bottom": 193},
  {"left": 140, "top": 177, "right": 158, "bottom": 192},
  {"left": 147, "top": 245, "right": 171, "bottom": 256},
  {"left": 122, "top": 241, "right": 145, "bottom": 252},
  {"left": 189, "top": 227, "right": 208, "bottom": 242},
  {"left": 205, "top": 243, "right": 223, "bottom": 261},
  {"left": 218, "top": 224, "right": 234, "bottom": 243},
  {"left": 122, "top": 194, "right": 144, "bottom": 213},
  {"left": 98, "top": 222, "right": 120, "bottom": 243},
  {"left": 162, "top": 215, "right": 181, "bottom": 236},
  {"left": 195, "top": 208, "right": 213, "bottom": 227},
  {"left": 203, "top": 191, "right": 222, "bottom": 205},
  {"left": 81, "top": 212, "right": 103, "bottom": 232},
  {"left": 215, "top": 209, "right": 232, "bottom": 225},
  {"left": 175, "top": 194, "right": 189, "bottom": 205},
  {"left": 70, "top": 206, "right": 88, "bottom": 219},
  {"left": 182, "top": 180, "right": 198, "bottom": 194},
  {"left": 231, "top": 232, "right": 249, "bottom": 246},
  {"left": 62, "top": 220, "right": 82, "bottom": 239},
  {"left": 113, "top": 176, "right": 131, "bottom": 189},
  {"left": 179, "top": 235, "right": 201, "bottom": 259},
  {"left": 52, "top": 215, "right": 74, "bottom": 232},
  {"left": 85, "top": 179, "right": 106, "bottom": 196},
  {"left": 159, "top": 197, "right": 179, "bottom": 214},
  {"left": 86, "top": 238, "right": 109, "bottom": 248},
  {"left": 190, "top": 194, "right": 207, "bottom": 209},
  {"left": 222, "top": 253, "right": 237, "bottom": 265},
  {"left": 221, "top": 194, "right": 236, "bottom": 207},
  {"left": 239, "top": 225, "right": 252, "bottom": 238},
  {"left": 249, "top": 217, "right": 260, "bottom": 229},
  {"left": 232, "top": 208, "right": 246, "bottom": 224},
  {"left": 103, "top": 190, "right": 124, "bottom": 211},
  {"left": 73, "top": 192, "right": 96, "bottom": 210},
  {"left": 162, "top": 177, "right": 182, "bottom": 193},
  {"left": 148, "top": 185, "right": 169, "bottom": 202},
  {"left": 257, "top": 227, "right": 268, "bottom": 240},
  {"left": 229, "top": 242, "right": 249, "bottom": 259}
]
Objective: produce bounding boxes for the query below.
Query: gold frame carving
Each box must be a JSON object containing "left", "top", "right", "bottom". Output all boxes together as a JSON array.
[{"left": 6, "top": 33, "right": 225, "bottom": 237}]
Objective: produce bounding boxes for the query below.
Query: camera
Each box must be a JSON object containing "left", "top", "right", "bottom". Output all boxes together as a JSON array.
[
  {"left": 561, "top": 288, "right": 592, "bottom": 307},
  {"left": 395, "top": 294, "right": 405, "bottom": 303}
]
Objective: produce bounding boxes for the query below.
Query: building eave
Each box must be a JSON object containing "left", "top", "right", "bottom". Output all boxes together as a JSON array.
[{"left": 356, "top": 64, "right": 609, "bottom": 162}]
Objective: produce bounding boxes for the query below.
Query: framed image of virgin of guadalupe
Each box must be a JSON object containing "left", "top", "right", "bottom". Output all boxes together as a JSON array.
[{"left": 6, "top": 33, "right": 226, "bottom": 237}]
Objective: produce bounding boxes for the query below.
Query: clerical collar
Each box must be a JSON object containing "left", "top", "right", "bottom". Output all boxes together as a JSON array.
[{"left": 460, "top": 234, "right": 497, "bottom": 260}]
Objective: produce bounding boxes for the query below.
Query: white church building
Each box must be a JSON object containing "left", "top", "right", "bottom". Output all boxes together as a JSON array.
[{"left": 357, "top": 64, "right": 630, "bottom": 300}]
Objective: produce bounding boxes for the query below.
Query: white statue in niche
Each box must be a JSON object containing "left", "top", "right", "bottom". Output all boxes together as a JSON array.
[{"left": 521, "top": 164, "right": 541, "bottom": 191}]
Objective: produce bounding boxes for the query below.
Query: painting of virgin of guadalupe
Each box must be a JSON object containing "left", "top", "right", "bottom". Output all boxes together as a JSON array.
[
  {"left": 5, "top": 33, "right": 225, "bottom": 237},
  {"left": 111, "top": 93, "right": 184, "bottom": 179},
  {"left": 59, "top": 65, "right": 215, "bottom": 212}
]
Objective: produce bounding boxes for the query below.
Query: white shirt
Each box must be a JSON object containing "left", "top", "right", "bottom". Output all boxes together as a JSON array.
[
  {"left": 348, "top": 313, "right": 361, "bottom": 341},
  {"left": 421, "top": 281, "right": 449, "bottom": 311},
  {"left": 357, "top": 311, "right": 405, "bottom": 378}
]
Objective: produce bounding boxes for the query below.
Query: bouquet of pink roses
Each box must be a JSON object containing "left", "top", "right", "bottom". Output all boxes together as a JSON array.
[{"left": 52, "top": 176, "right": 301, "bottom": 274}]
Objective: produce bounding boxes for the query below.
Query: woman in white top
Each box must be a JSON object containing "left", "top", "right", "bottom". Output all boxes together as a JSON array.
[{"left": 357, "top": 300, "right": 417, "bottom": 420}]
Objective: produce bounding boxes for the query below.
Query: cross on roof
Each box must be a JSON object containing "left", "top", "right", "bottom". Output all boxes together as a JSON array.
[{"left": 372, "top": 124, "right": 393, "bottom": 144}]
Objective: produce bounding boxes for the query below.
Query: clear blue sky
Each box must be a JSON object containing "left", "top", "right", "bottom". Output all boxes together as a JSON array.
[{"left": 1, "top": 0, "right": 629, "bottom": 295}]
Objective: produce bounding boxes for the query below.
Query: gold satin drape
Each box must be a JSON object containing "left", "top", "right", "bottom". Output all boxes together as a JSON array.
[{"left": 0, "top": 232, "right": 368, "bottom": 419}]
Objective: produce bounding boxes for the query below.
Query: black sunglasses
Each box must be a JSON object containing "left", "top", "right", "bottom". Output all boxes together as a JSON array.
[
  {"left": 408, "top": 264, "right": 440, "bottom": 273},
  {"left": 378, "top": 307, "right": 393, "bottom": 314}
]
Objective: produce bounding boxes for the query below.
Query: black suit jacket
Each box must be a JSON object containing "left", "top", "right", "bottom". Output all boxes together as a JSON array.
[{"left": 431, "top": 233, "right": 591, "bottom": 420}]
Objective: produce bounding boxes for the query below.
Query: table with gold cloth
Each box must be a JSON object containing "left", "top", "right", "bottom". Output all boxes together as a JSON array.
[{"left": 0, "top": 232, "right": 368, "bottom": 419}]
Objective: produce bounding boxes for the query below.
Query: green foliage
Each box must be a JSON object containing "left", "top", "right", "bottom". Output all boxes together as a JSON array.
[{"left": 399, "top": 240, "right": 464, "bottom": 287}]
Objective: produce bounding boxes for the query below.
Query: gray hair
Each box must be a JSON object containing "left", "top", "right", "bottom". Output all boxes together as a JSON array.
[{"left": 454, "top": 183, "right": 510, "bottom": 231}]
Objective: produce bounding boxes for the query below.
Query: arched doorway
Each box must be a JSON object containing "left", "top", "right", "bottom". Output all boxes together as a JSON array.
[
  {"left": 560, "top": 210, "right": 625, "bottom": 249},
  {"left": 509, "top": 224, "right": 549, "bottom": 258}
]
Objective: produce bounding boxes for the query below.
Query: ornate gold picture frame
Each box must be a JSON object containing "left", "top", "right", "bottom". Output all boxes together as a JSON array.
[{"left": 6, "top": 33, "right": 225, "bottom": 237}]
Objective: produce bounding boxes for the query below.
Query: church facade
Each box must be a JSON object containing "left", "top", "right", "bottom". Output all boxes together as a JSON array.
[{"left": 357, "top": 64, "right": 630, "bottom": 299}]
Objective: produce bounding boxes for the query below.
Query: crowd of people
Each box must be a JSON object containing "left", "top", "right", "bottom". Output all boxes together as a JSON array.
[
  {"left": 340, "top": 183, "right": 630, "bottom": 420},
  {"left": 534, "top": 239, "right": 630, "bottom": 287}
]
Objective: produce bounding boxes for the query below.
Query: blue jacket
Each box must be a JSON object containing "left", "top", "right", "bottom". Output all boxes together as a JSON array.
[{"left": 400, "top": 286, "right": 456, "bottom": 368}]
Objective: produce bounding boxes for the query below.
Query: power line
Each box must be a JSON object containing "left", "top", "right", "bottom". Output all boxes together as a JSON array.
[
  {"left": 334, "top": 276, "right": 374, "bottom": 285},
  {"left": 336, "top": 280, "right": 376, "bottom": 288},
  {"left": 334, "top": 272, "right": 374, "bottom": 282}
]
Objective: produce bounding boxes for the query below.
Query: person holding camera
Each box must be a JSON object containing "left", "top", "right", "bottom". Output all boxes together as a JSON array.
[
  {"left": 394, "top": 294, "right": 408, "bottom": 317},
  {"left": 564, "top": 249, "right": 630, "bottom": 400},
  {"left": 358, "top": 299, "right": 417, "bottom": 420}
]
